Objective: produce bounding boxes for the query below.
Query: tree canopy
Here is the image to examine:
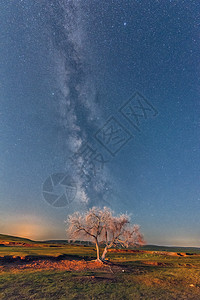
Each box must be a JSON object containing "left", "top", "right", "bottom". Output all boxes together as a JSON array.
[{"left": 66, "top": 206, "right": 145, "bottom": 261}]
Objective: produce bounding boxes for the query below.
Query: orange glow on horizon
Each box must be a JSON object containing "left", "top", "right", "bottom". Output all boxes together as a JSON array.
[{"left": 2, "top": 214, "right": 65, "bottom": 241}]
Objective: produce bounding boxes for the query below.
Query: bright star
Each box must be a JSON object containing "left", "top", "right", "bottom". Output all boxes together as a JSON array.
[{"left": 124, "top": 22, "right": 127, "bottom": 26}]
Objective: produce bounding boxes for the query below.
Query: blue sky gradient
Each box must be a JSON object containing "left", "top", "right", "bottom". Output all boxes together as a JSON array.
[{"left": 1, "top": 0, "right": 200, "bottom": 246}]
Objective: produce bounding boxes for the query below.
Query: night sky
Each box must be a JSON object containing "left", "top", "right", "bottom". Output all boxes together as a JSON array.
[{"left": 1, "top": 0, "right": 200, "bottom": 246}]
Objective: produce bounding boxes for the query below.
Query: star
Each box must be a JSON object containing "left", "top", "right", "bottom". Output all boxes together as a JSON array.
[{"left": 123, "top": 22, "right": 127, "bottom": 26}]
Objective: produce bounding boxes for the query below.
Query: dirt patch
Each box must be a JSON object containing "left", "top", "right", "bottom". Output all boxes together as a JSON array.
[
  {"left": 0, "top": 255, "right": 128, "bottom": 274},
  {"left": 0, "top": 259, "right": 108, "bottom": 273},
  {"left": 108, "top": 249, "right": 199, "bottom": 257},
  {"left": 108, "top": 249, "right": 150, "bottom": 254},
  {"left": 0, "top": 254, "right": 91, "bottom": 263},
  {"left": 142, "top": 261, "right": 173, "bottom": 267},
  {"left": 0, "top": 257, "right": 128, "bottom": 274},
  {"left": 1, "top": 241, "right": 38, "bottom": 247}
]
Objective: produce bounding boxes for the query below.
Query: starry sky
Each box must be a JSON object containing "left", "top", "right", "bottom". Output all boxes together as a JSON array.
[{"left": 1, "top": 0, "right": 200, "bottom": 246}]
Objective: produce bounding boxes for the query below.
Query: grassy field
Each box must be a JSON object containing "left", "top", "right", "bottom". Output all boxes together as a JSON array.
[{"left": 0, "top": 235, "right": 200, "bottom": 299}]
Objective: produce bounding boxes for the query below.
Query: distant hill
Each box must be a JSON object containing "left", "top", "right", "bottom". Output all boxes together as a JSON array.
[
  {"left": 0, "top": 234, "right": 35, "bottom": 243},
  {"left": 1, "top": 234, "right": 200, "bottom": 254},
  {"left": 45, "top": 240, "right": 200, "bottom": 253},
  {"left": 141, "top": 244, "right": 200, "bottom": 254},
  {"left": 44, "top": 240, "right": 93, "bottom": 246}
]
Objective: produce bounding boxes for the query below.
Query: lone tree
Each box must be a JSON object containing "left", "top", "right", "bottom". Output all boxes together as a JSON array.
[{"left": 66, "top": 206, "right": 145, "bottom": 261}]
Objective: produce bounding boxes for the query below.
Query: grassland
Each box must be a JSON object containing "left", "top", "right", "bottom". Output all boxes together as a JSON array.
[{"left": 0, "top": 234, "right": 200, "bottom": 299}]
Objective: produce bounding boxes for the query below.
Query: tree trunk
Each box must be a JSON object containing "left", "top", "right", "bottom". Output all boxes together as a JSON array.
[
  {"left": 95, "top": 239, "right": 100, "bottom": 261},
  {"left": 101, "top": 245, "right": 108, "bottom": 261}
]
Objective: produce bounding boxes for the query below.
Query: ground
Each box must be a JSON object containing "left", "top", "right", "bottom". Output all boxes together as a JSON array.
[{"left": 0, "top": 235, "right": 200, "bottom": 299}]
